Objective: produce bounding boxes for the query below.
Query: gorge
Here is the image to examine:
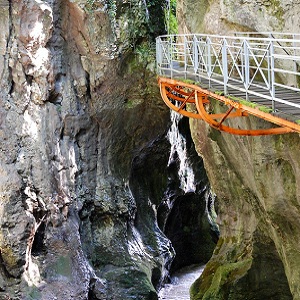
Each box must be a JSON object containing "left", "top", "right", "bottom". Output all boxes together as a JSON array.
[{"left": 0, "top": 0, "right": 300, "bottom": 300}]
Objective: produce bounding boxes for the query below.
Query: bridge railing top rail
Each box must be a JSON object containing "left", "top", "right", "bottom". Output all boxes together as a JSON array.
[
  {"left": 156, "top": 33, "right": 300, "bottom": 118},
  {"left": 234, "top": 32, "right": 300, "bottom": 39},
  {"left": 156, "top": 33, "right": 300, "bottom": 44}
]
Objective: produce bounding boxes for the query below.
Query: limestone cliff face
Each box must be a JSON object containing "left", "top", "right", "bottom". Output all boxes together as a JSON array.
[
  {"left": 190, "top": 120, "right": 299, "bottom": 299},
  {"left": 177, "top": 0, "right": 300, "bottom": 35},
  {"left": 176, "top": 0, "right": 300, "bottom": 299},
  {"left": 0, "top": 0, "right": 173, "bottom": 299}
]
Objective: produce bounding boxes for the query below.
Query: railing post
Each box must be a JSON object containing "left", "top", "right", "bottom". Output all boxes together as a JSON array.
[
  {"left": 206, "top": 37, "right": 212, "bottom": 88},
  {"left": 170, "top": 35, "right": 173, "bottom": 79},
  {"left": 222, "top": 38, "right": 228, "bottom": 95},
  {"left": 156, "top": 37, "right": 161, "bottom": 76},
  {"left": 267, "top": 41, "right": 271, "bottom": 91},
  {"left": 243, "top": 40, "right": 249, "bottom": 100},
  {"left": 184, "top": 36, "right": 187, "bottom": 78},
  {"left": 270, "top": 40, "right": 276, "bottom": 111},
  {"left": 292, "top": 34, "right": 297, "bottom": 74},
  {"left": 193, "top": 35, "right": 198, "bottom": 76},
  {"left": 292, "top": 34, "right": 299, "bottom": 89},
  {"left": 207, "top": 37, "right": 211, "bottom": 75}
]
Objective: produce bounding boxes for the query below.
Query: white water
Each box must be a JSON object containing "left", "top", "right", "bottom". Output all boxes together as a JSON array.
[
  {"left": 167, "top": 110, "right": 196, "bottom": 193},
  {"left": 163, "top": 110, "right": 203, "bottom": 299},
  {"left": 158, "top": 264, "right": 205, "bottom": 300}
]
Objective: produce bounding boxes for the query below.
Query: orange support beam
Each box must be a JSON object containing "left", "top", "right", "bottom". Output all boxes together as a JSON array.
[{"left": 158, "top": 77, "right": 300, "bottom": 136}]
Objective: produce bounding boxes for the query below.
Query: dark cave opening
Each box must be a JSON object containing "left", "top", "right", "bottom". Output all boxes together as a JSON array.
[
  {"left": 162, "top": 192, "right": 217, "bottom": 273},
  {"left": 151, "top": 267, "right": 162, "bottom": 291},
  {"left": 31, "top": 221, "right": 46, "bottom": 256}
]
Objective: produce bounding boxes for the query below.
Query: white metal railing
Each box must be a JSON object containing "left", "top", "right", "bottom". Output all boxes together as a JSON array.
[{"left": 156, "top": 33, "right": 300, "bottom": 114}]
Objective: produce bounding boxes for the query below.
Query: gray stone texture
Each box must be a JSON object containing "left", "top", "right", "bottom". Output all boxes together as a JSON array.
[{"left": 0, "top": 0, "right": 172, "bottom": 299}]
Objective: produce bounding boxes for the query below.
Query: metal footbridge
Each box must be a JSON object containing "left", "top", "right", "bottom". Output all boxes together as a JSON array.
[{"left": 156, "top": 33, "right": 300, "bottom": 135}]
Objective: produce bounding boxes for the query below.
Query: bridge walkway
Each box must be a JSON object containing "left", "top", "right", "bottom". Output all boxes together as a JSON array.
[{"left": 156, "top": 33, "right": 300, "bottom": 135}]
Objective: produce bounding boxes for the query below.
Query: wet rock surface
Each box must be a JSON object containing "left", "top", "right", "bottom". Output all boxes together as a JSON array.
[
  {"left": 176, "top": 0, "right": 300, "bottom": 299},
  {"left": 190, "top": 118, "right": 299, "bottom": 300},
  {"left": 0, "top": 0, "right": 218, "bottom": 298},
  {"left": 164, "top": 192, "right": 215, "bottom": 273},
  {"left": 156, "top": 116, "right": 217, "bottom": 276},
  {"left": 0, "top": 0, "right": 175, "bottom": 299}
]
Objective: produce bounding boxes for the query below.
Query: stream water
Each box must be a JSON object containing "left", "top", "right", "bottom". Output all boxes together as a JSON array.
[{"left": 158, "top": 265, "right": 205, "bottom": 300}]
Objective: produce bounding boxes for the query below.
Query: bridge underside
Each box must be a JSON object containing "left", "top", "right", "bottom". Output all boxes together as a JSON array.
[{"left": 159, "top": 77, "right": 300, "bottom": 136}]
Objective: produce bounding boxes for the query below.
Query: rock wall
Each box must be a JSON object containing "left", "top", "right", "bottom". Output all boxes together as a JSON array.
[
  {"left": 177, "top": 0, "right": 300, "bottom": 34},
  {"left": 0, "top": 0, "right": 175, "bottom": 299},
  {"left": 175, "top": 0, "right": 300, "bottom": 299},
  {"left": 190, "top": 119, "right": 299, "bottom": 299}
]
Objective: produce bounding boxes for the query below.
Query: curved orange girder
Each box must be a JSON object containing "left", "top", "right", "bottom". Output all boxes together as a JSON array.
[
  {"left": 166, "top": 90, "right": 196, "bottom": 103},
  {"left": 158, "top": 77, "right": 298, "bottom": 135},
  {"left": 167, "top": 85, "right": 197, "bottom": 100},
  {"left": 160, "top": 83, "right": 203, "bottom": 119},
  {"left": 195, "top": 92, "right": 293, "bottom": 135},
  {"left": 160, "top": 83, "right": 247, "bottom": 120}
]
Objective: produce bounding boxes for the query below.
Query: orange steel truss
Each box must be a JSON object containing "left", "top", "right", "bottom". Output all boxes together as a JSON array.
[{"left": 158, "top": 77, "right": 300, "bottom": 136}]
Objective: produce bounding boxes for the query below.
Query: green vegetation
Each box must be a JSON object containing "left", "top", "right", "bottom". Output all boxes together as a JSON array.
[
  {"left": 107, "top": 0, "right": 117, "bottom": 19},
  {"left": 268, "top": 0, "right": 284, "bottom": 27},
  {"left": 0, "top": 245, "right": 18, "bottom": 271},
  {"left": 147, "top": 0, "right": 166, "bottom": 37},
  {"left": 164, "top": 0, "right": 178, "bottom": 34},
  {"left": 203, "top": 259, "right": 252, "bottom": 300},
  {"left": 214, "top": 90, "right": 225, "bottom": 96},
  {"left": 227, "top": 95, "right": 273, "bottom": 113},
  {"left": 258, "top": 105, "right": 273, "bottom": 113},
  {"left": 134, "top": 40, "right": 156, "bottom": 78},
  {"left": 177, "top": 77, "right": 197, "bottom": 85},
  {"left": 85, "top": 0, "right": 116, "bottom": 16},
  {"left": 124, "top": 99, "right": 135, "bottom": 109},
  {"left": 135, "top": 41, "right": 155, "bottom": 64},
  {"left": 28, "top": 286, "right": 42, "bottom": 300},
  {"left": 190, "top": 258, "right": 252, "bottom": 300},
  {"left": 229, "top": 96, "right": 258, "bottom": 109},
  {"left": 85, "top": 0, "right": 97, "bottom": 11}
]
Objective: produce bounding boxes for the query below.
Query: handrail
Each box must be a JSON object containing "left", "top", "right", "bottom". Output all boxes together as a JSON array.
[
  {"left": 156, "top": 33, "right": 300, "bottom": 120},
  {"left": 157, "top": 33, "right": 300, "bottom": 43}
]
